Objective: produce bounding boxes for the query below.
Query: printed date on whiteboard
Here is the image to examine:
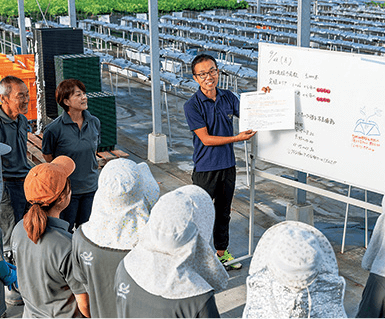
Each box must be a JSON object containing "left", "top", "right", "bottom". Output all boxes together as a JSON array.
[{"left": 239, "top": 89, "right": 295, "bottom": 132}]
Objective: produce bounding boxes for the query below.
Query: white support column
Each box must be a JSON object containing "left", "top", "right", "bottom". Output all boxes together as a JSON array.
[
  {"left": 147, "top": 0, "right": 169, "bottom": 163},
  {"left": 17, "top": 0, "right": 28, "bottom": 54},
  {"left": 286, "top": 0, "right": 314, "bottom": 225},
  {"left": 256, "top": 0, "right": 261, "bottom": 14},
  {"left": 297, "top": 0, "right": 311, "bottom": 47},
  {"left": 68, "top": 0, "right": 77, "bottom": 28}
]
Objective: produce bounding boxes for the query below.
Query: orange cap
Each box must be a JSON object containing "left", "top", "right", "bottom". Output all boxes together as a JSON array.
[{"left": 24, "top": 156, "right": 75, "bottom": 206}]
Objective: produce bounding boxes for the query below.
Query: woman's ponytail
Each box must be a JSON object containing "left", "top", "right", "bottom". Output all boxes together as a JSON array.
[{"left": 23, "top": 204, "right": 48, "bottom": 244}]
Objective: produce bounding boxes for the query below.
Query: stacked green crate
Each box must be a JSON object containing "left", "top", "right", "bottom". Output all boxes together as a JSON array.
[
  {"left": 54, "top": 54, "right": 101, "bottom": 93},
  {"left": 54, "top": 54, "right": 117, "bottom": 151},
  {"left": 87, "top": 92, "right": 117, "bottom": 152}
]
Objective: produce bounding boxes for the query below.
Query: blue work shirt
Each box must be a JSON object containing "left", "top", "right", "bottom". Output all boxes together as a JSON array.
[
  {"left": 184, "top": 88, "right": 239, "bottom": 172},
  {"left": 0, "top": 107, "right": 31, "bottom": 179},
  {"left": 42, "top": 110, "right": 100, "bottom": 195}
]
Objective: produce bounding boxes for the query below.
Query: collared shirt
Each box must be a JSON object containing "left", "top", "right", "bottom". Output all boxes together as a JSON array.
[
  {"left": 0, "top": 107, "right": 30, "bottom": 179},
  {"left": 115, "top": 260, "right": 220, "bottom": 318},
  {"left": 42, "top": 110, "right": 100, "bottom": 194},
  {"left": 72, "top": 226, "right": 130, "bottom": 318},
  {"left": 184, "top": 88, "right": 239, "bottom": 172},
  {"left": 11, "top": 217, "right": 86, "bottom": 318}
]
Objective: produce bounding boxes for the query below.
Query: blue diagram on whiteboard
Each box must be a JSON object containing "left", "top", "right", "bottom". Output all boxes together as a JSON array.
[{"left": 354, "top": 107, "right": 382, "bottom": 136}]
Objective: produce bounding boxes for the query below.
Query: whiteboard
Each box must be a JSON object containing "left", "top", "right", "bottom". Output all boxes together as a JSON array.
[{"left": 257, "top": 42, "right": 385, "bottom": 194}]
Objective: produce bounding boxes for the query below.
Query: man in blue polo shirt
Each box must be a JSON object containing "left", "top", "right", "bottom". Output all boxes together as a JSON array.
[
  {"left": 0, "top": 76, "right": 30, "bottom": 305},
  {"left": 184, "top": 54, "right": 256, "bottom": 270}
]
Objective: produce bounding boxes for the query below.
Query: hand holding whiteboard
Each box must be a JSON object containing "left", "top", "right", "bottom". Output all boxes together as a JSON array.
[{"left": 239, "top": 89, "right": 295, "bottom": 132}]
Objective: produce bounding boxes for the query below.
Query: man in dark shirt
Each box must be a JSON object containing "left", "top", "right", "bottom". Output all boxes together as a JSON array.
[
  {"left": 0, "top": 76, "right": 31, "bottom": 305},
  {"left": 184, "top": 54, "right": 256, "bottom": 270}
]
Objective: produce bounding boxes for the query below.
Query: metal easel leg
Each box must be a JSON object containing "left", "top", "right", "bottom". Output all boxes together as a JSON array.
[
  {"left": 115, "top": 73, "right": 119, "bottom": 96},
  {"left": 249, "top": 150, "right": 255, "bottom": 256},
  {"left": 109, "top": 71, "right": 113, "bottom": 93},
  {"left": 365, "top": 190, "right": 368, "bottom": 248},
  {"left": 341, "top": 185, "right": 351, "bottom": 254},
  {"left": 244, "top": 141, "right": 249, "bottom": 187}
]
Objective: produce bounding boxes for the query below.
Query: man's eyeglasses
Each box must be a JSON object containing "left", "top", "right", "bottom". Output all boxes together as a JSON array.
[{"left": 194, "top": 68, "right": 218, "bottom": 80}]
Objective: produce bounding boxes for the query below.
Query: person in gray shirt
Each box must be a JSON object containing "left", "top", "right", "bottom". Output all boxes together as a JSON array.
[
  {"left": 115, "top": 185, "right": 229, "bottom": 318},
  {"left": 0, "top": 142, "right": 18, "bottom": 317},
  {"left": 0, "top": 76, "right": 31, "bottom": 241},
  {"left": 11, "top": 156, "right": 90, "bottom": 318},
  {"left": 72, "top": 158, "right": 159, "bottom": 318},
  {"left": 42, "top": 79, "right": 100, "bottom": 233},
  {"left": 0, "top": 76, "right": 31, "bottom": 306}
]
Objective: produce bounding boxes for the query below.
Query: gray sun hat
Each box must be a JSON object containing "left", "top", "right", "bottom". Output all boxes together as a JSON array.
[{"left": 0, "top": 143, "right": 11, "bottom": 156}]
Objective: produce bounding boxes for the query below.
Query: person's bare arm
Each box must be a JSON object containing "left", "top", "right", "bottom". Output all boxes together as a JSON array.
[
  {"left": 42, "top": 154, "right": 53, "bottom": 163},
  {"left": 194, "top": 127, "right": 256, "bottom": 147},
  {"left": 75, "top": 293, "right": 90, "bottom": 318}
]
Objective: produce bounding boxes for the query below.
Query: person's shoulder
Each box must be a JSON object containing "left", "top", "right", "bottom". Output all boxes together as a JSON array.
[
  {"left": 13, "top": 219, "right": 25, "bottom": 235},
  {"left": 92, "top": 115, "right": 101, "bottom": 126},
  {"left": 71, "top": 226, "right": 87, "bottom": 250},
  {"left": 11, "top": 219, "right": 27, "bottom": 243},
  {"left": 73, "top": 225, "right": 93, "bottom": 245},
  {"left": 16, "top": 114, "right": 29, "bottom": 129},
  {"left": 85, "top": 110, "right": 100, "bottom": 125},
  {"left": 72, "top": 226, "right": 83, "bottom": 240},
  {"left": 219, "top": 88, "right": 237, "bottom": 98},
  {"left": 184, "top": 91, "right": 202, "bottom": 110},
  {"left": 47, "top": 226, "right": 72, "bottom": 248},
  {"left": 219, "top": 89, "right": 239, "bottom": 107},
  {"left": 45, "top": 114, "right": 64, "bottom": 131},
  {"left": 185, "top": 91, "right": 198, "bottom": 102},
  {"left": 18, "top": 113, "right": 28, "bottom": 122}
]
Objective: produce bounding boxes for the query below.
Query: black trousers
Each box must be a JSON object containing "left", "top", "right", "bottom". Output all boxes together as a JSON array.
[
  {"left": 192, "top": 166, "right": 236, "bottom": 251},
  {"left": 356, "top": 272, "right": 385, "bottom": 318}
]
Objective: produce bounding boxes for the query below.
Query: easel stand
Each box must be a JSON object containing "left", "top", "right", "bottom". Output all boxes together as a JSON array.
[
  {"left": 243, "top": 135, "right": 381, "bottom": 265},
  {"left": 341, "top": 186, "right": 369, "bottom": 253},
  {"left": 225, "top": 136, "right": 380, "bottom": 268}
]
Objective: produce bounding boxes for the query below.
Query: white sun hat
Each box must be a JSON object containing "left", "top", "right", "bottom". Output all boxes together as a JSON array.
[
  {"left": 82, "top": 158, "right": 160, "bottom": 250},
  {"left": 243, "top": 221, "right": 347, "bottom": 318},
  {"left": 123, "top": 185, "right": 229, "bottom": 299}
]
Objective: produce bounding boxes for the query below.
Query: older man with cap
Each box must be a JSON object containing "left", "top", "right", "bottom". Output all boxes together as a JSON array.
[{"left": 0, "top": 75, "right": 30, "bottom": 306}]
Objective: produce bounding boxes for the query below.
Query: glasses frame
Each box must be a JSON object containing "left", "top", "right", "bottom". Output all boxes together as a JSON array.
[{"left": 194, "top": 68, "right": 219, "bottom": 80}]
